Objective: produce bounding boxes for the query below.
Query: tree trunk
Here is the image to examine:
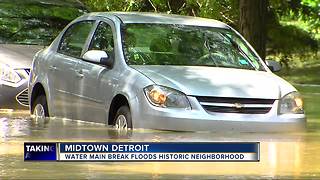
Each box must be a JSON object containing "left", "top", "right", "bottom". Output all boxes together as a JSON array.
[{"left": 239, "top": 0, "right": 268, "bottom": 60}]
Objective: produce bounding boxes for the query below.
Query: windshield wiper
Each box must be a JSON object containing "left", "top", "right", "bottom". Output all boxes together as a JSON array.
[
  {"left": 203, "top": 36, "right": 219, "bottom": 67},
  {"left": 222, "top": 34, "right": 258, "bottom": 71},
  {"left": 203, "top": 33, "right": 258, "bottom": 71},
  {"left": 230, "top": 41, "right": 257, "bottom": 70}
]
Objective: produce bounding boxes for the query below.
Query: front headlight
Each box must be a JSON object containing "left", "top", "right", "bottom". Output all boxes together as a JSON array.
[
  {"left": 0, "top": 64, "right": 21, "bottom": 84},
  {"left": 279, "top": 92, "right": 304, "bottom": 114},
  {"left": 144, "top": 85, "right": 191, "bottom": 109}
]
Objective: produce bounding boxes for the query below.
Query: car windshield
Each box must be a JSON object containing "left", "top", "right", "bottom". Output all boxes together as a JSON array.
[
  {"left": 0, "top": 0, "right": 86, "bottom": 45},
  {"left": 122, "top": 24, "right": 265, "bottom": 71}
]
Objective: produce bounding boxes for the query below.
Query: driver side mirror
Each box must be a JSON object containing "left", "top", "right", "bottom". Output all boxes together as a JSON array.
[
  {"left": 82, "top": 50, "right": 113, "bottom": 68},
  {"left": 266, "top": 60, "right": 281, "bottom": 72}
]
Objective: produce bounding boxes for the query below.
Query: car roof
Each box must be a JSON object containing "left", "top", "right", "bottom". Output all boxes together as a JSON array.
[{"left": 86, "top": 12, "right": 230, "bottom": 29}]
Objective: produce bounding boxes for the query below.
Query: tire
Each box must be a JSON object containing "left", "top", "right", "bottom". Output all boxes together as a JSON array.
[
  {"left": 32, "top": 95, "right": 49, "bottom": 118},
  {"left": 113, "top": 105, "right": 132, "bottom": 130}
]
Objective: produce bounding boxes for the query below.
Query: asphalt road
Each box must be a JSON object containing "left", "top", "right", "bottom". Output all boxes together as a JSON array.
[{"left": 1, "top": 111, "right": 320, "bottom": 179}]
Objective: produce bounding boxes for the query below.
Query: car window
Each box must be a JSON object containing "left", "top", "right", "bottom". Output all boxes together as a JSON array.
[
  {"left": 58, "top": 21, "right": 95, "bottom": 58},
  {"left": 89, "top": 22, "right": 114, "bottom": 55}
]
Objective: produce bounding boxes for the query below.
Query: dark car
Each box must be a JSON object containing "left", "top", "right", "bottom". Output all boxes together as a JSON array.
[{"left": 0, "top": 0, "right": 87, "bottom": 110}]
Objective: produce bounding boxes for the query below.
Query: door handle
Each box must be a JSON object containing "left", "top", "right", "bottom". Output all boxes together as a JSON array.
[
  {"left": 49, "top": 65, "right": 57, "bottom": 71},
  {"left": 76, "top": 70, "right": 84, "bottom": 78}
]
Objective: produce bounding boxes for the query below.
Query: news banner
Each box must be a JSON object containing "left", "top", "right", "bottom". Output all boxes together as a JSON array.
[{"left": 24, "top": 142, "right": 260, "bottom": 162}]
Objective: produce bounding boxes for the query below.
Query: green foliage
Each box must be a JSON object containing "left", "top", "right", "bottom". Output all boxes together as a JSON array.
[
  {"left": 81, "top": 0, "right": 239, "bottom": 26},
  {"left": 82, "top": 0, "right": 318, "bottom": 61},
  {"left": 270, "top": 0, "right": 320, "bottom": 34},
  {"left": 81, "top": 0, "right": 144, "bottom": 11},
  {"left": 191, "top": 0, "right": 239, "bottom": 27},
  {"left": 0, "top": 0, "right": 86, "bottom": 45},
  {"left": 265, "top": 0, "right": 319, "bottom": 69},
  {"left": 0, "top": 0, "right": 318, "bottom": 65},
  {"left": 268, "top": 24, "right": 318, "bottom": 54}
]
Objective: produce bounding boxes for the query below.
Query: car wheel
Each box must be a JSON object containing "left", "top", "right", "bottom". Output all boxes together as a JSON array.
[
  {"left": 32, "top": 95, "right": 49, "bottom": 123},
  {"left": 114, "top": 105, "right": 132, "bottom": 131}
]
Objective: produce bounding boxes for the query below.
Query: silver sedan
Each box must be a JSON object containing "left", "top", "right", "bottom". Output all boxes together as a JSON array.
[{"left": 29, "top": 12, "right": 306, "bottom": 132}]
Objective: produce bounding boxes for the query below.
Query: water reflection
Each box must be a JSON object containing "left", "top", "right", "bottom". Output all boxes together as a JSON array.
[
  {"left": 0, "top": 111, "right": 320, "bottom": 179},
  {"left": 0, "top": 117, "right": 31, "bottom": 140}
]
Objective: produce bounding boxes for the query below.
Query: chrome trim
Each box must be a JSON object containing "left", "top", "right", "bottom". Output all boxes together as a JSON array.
[{"left": 15, "top": 88, "right": 29, "bottom": 107}]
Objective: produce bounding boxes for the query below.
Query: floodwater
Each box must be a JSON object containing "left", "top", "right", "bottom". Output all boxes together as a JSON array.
[
  {"left": 0, "top": 85, "right": 319, "bottom": 179},
  {"left": 0, "top": 110, "right": 319, "bottom": 179}
]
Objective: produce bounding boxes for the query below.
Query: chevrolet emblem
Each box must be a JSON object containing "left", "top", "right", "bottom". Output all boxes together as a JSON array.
[{"left": 234, "top": 103, "right": 244, "bottom": 109}]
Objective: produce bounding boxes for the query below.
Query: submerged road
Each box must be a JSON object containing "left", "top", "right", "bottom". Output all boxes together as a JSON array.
[{"left": 0, "top": 110, "right": 320, "bottom": 179}]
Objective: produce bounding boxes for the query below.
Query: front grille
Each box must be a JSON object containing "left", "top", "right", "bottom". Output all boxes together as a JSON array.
[
  {"left": 16, "top": 89, "right": 29, "bottom": 106},
  {"left": 196, "top": 96, "right": 275, "bottom": 114}
]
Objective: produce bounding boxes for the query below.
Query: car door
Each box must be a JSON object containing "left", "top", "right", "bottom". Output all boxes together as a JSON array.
[
  {"left": 73, "top": 20, "right": 117, "bottom": 123},
  {"left": 49, "top": 20, "right": 95, "bottom": 119}
]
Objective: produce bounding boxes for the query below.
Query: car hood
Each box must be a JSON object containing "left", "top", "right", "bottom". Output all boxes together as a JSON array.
[
  {"left": 0, "top": 44, "right": 44, "bottom": 69},
  {"left": 132, "top": 65, "right": 296, "bottom": 99}
]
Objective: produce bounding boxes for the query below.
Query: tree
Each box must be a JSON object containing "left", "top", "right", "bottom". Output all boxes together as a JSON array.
[
  {"left": 81, "top": 0, "right": 318, "bottom": 61},
  {"left": 239, "top": 0, "right": 268, "bottom": 60}
]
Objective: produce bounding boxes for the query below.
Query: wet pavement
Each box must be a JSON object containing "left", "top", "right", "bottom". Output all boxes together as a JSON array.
[{"left": 1, "top": 110, "right": 320, "bottom": 179}]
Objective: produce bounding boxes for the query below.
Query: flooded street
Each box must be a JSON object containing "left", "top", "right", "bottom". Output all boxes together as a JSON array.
[
  {"left": 0, "top": 84, "right": 320, "bottom": 179},
  {"left": 1, "top": 109, "right": 320, "bottom": 179},
  {"left": 0, "top": 0, "right": 319, "bottom": 178}
]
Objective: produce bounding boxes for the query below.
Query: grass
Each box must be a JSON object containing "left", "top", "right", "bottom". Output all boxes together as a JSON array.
[
  {"left": 277, "top": 64, "right": 320, "bottom": 85},
  {"left": 276, "top": 57, "right": 320, "bottom": 124},
  {"left": 295, "top": 85, "right": 320, "bottom": 120}
]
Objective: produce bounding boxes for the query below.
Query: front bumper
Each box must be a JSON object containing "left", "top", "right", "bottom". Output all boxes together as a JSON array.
[
  {"left": 138, "top": 114, "right": 306, "bottom": 132},
  {"left": 0, "top": 80, "right": 29, "bottom": 109},
  {"left": 132, "top": 96, "right": 306, "bottom": 132}
]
